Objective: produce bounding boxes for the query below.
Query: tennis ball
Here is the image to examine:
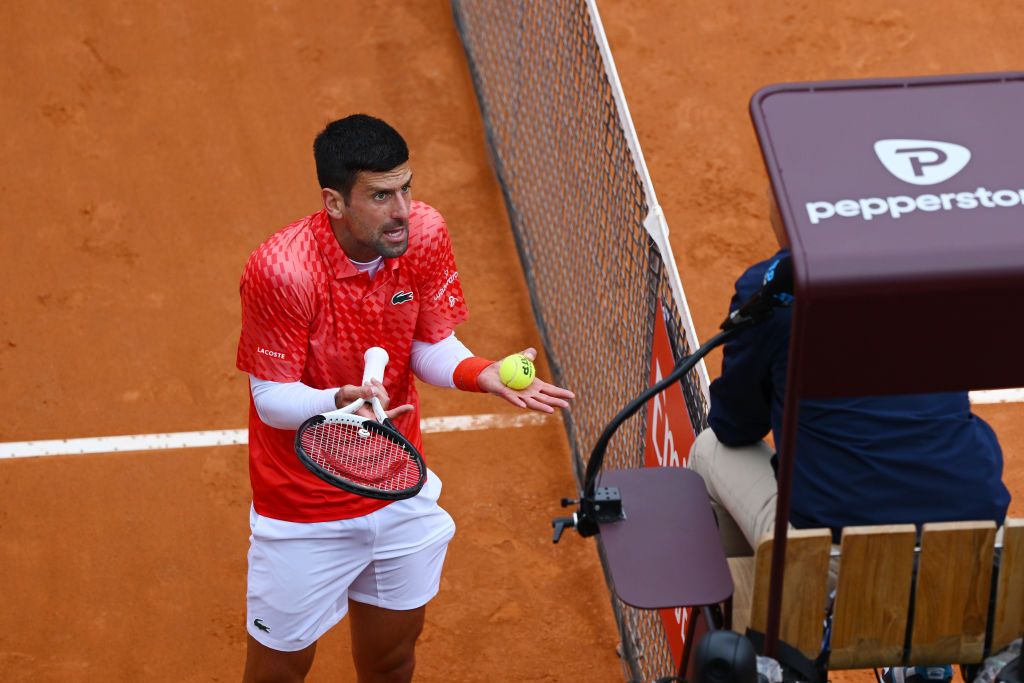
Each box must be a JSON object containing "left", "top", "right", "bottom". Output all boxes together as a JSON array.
[{"left": 499, "top": 353, "right": 536, "bottom": 390}]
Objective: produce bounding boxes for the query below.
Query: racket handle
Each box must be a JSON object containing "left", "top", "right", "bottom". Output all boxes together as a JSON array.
[{"left": 363, "top": 347, "right": 390, "bottom": 384}]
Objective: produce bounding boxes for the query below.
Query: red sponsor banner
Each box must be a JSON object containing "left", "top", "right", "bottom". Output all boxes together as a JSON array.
[
  {"left": 644, "top": 306, "right": 696, "bottom": 469},
  {"left": 643, "top": 302, "right": 698, "bottom": 668}
]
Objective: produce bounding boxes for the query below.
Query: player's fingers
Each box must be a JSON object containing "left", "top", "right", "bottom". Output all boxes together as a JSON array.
[
  {"left": 339, "top": 383, "right": 373, "bottom": 404},
  {"left": 528, "top": 390, "right": 570, "bottom": 410},
  {"left": 521, "top": 379, "right": 573, "bottom": 401},
  {"left": 498, "top": 388, "right": 528, "bottom": 409},
  {"left": 367, "top": 378, "right": 392, "bottom": 402},
  {"left": 385, "top": 403, "right": 415, "bottom": 420},
  {"left": 518, "top": 347, "right": 538, "bottom": 361},
  {"left": 522, "top": 395, "right": 555, "bottom": 413},
  {"left": 536, "top": 381, "right": 574, "bottom": 400}
]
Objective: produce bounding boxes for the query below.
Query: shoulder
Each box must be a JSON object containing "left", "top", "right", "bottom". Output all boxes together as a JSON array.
[
  {"left": 242, "top": 212, "right": 322, "bottom": 289},
  {"left": 407, "top": 201, "right": 450, "bottom": 246},
  {"left": 403, "top": 201, "right": 456, "bottom": 268}
]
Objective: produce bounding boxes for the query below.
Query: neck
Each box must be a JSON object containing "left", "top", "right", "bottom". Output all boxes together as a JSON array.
[{"left": 328, "top": 214, "right": 376, "bottom": 261}]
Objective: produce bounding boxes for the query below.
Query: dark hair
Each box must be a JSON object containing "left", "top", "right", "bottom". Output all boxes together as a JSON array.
[{"left": 313, "top": 114, "right": 409, "bottom": 200}]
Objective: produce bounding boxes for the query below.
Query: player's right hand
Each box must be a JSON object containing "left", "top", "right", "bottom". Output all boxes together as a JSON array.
[{"left": 335, "top": 379, "right": 414, "bottom": 421}]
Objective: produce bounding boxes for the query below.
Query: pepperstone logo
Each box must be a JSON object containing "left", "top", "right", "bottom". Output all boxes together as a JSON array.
[
  {"left": 874, "top": 139, "right": 971, "bottom": 185},
  {"left": 804, "top": 139, "right": 1023, "bottom": 225}
]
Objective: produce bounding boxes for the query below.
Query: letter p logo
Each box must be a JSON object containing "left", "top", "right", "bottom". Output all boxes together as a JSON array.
[{"left": 874, "top": 139, "right": 971, "bottom": 186}]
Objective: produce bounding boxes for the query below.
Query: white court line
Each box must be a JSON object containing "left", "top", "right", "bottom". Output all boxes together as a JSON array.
[
  {"left": 969, "top": 388, "right": 1024, "bottom": 405},
  {"left": 3, "top": 391, "right": 1022, "bottom": 459},
  {"left": 0, "top": 412, "right": 555, "bottom": 459}
]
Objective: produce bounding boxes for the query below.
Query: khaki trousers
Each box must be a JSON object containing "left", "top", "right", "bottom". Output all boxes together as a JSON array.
[{"left": 687, "top": 428, "right": 783, "bottom": 557}]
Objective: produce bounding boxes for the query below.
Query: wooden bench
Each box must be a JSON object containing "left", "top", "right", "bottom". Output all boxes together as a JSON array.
[{"left": 727, "top": 518, "right": 1023, "bottom": 669}]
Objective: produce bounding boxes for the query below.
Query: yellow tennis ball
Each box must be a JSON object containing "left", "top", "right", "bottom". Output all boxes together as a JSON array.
[{"left": 499, "top": 353, "right": 536, "bottom": 390}]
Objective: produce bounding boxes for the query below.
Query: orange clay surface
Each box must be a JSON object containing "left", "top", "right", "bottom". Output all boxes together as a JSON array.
[{"left": 0, "top": 1, "right": 1021, "bottom": 681}]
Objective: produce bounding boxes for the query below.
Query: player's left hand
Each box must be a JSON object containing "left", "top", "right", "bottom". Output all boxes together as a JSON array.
[{"left": 477, "top": 347, "right": 575, "bottom": 413}]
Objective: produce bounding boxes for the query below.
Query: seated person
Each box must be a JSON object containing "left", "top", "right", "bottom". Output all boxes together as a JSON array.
[{"left": 687, "top": 195, "right": 1011, "bottom": 683}]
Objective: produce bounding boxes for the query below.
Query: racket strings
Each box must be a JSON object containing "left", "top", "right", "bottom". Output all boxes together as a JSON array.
[{"left": 300, "top": 422, "right": 420, "bottom": 492}]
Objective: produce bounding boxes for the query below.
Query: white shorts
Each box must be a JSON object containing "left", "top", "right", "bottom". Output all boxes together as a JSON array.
[{"left": 246, "top": 470, "right": 456, "bottom": 652}]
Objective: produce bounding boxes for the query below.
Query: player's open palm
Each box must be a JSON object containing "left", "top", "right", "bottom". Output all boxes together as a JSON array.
[{"left": 478, "top": 347, "right": 575, "bottom": 413}]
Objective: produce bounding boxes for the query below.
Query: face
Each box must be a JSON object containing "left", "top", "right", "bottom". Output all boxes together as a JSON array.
[{"left": 323, "top": 162, "right": 413, "bottom": 261}]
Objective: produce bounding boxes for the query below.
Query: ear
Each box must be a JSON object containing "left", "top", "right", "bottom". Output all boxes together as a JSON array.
[{"left": 322, "top": 188, "right": 345, "bottom": 219}]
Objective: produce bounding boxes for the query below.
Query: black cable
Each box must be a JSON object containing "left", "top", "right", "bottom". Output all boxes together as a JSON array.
[{"left": 582, "top": 327, "right": 738, "bottom": 499}]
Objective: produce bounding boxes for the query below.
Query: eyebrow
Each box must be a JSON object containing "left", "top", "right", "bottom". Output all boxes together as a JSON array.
[{"left": 367, "top": 172, "right": 413, "bottom": 194}]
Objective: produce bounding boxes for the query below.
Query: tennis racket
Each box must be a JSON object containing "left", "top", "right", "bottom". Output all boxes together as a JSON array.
[{"left": 294, "top": 347, "right": 426, "bottom": 500}]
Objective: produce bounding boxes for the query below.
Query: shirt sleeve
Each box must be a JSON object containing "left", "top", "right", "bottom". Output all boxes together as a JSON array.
[
  {"left": 250, "top": 375, "right": 339, "bottom": 429},
  {"left": 236, "top": 247, "right": 315, "bottom": 382},
  {"left": 412, "top": 208, "right": 469, "bottom": 342},
  {"left": 707, "top": 265, "right": 788, "bottom": 446},
  {"left": 410, "top": 331, "right": 474, "bottom": 388}
]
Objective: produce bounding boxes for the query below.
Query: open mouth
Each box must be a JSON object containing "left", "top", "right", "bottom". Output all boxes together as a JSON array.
[{"left": 382, "top": 226, "right": 407, "bottom": 243}]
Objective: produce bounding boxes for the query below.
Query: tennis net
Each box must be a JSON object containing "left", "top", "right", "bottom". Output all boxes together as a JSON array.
[{"left": 452, "top": 1, "right": 710, "bottom": 680}]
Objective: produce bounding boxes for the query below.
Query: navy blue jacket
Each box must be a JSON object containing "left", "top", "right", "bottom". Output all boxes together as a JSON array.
[{"left": 708, "top": 250, "right": 1010, "bottom": 535}]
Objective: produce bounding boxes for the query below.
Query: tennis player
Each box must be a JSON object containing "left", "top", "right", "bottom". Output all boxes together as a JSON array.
[{"left": 236, "top": 114, "right": 574, "bottom": 682}]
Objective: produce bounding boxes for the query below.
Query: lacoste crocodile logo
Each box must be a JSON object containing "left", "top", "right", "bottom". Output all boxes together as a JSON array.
[
  {"left": 253, "top": 618, "right": 271, "bottom": 633},
  {"left": 391, "top": 291, "right": 414, "bottom": 305}
]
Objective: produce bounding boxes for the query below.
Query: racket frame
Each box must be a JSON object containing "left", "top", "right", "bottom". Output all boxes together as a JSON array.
[{"left": 294, "top": 347, "right": 427, "bottom": 500}]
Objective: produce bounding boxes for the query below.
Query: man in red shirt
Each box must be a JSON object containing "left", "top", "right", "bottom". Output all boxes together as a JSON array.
[{"left": 237, "top": 114, "right": 573, "bottom": 682}]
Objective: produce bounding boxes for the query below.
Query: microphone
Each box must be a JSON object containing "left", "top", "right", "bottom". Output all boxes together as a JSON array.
[{"left": 720, "top": 255, "right": 794, "bottom": 332}]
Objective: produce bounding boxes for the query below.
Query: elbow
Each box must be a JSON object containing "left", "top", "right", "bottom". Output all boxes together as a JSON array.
[{"left": 254, "top": 403, "right": 299, "bottom": 431}]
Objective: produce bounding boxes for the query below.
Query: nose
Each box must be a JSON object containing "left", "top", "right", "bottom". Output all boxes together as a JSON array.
[{"left": 391, "top": 191, "right": 410, "bottom": 222}]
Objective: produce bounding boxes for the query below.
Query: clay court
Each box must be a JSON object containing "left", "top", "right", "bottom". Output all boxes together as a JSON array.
[{"left": 1, "top": 1, "right": 1021, "bottom": 681}]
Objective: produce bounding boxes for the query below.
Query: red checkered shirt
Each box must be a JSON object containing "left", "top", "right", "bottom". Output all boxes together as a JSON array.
[{"left": 236, "top": 202, "right": 468, "bottom": 521}]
